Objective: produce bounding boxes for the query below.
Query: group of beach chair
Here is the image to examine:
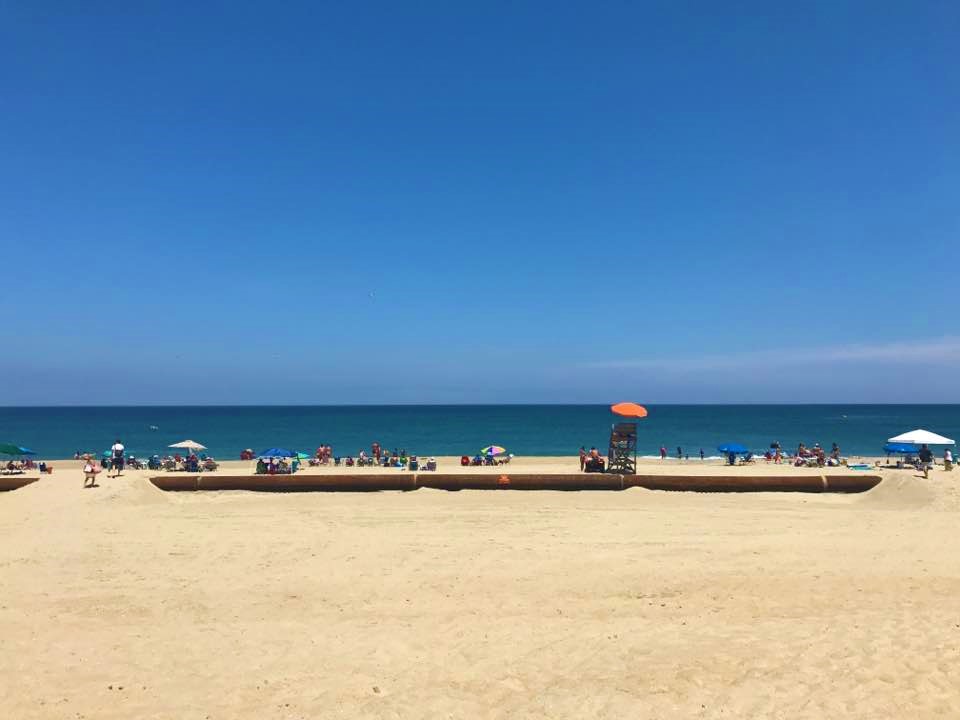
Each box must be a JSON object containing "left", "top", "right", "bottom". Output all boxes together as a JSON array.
[
  {"left": 256, "top": 459, "right": 298, "bottom": 475},
  {"left": 309, "top": 455, "right": 437, "bottom": 471},
  {"left": 461, "top": 455, "right": 509, "bottom": 467},
  {"left": 160, "top": 456, "right": 218, "bottom": 472},
  {"left": 2, "top": 461, "right": 52, "bottom": 475}
]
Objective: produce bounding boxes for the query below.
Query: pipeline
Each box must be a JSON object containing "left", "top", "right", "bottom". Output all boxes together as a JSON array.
[
  {"left": 622, "top": 474, "right": 881, "bottom": 493},
  {"left": 148, "top": 472, "right": 881, "bottom": 494},
  {"left": 0, "top": 476, "right": 40, "bottom": 492}
]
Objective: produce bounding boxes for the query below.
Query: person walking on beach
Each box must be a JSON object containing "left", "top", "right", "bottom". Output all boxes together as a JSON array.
[
  {"left": 699, "top": 448, "right": 704, "bottom": 461},
  {"left": 659, "top": 445, "right": 667, "bottom": 460},
  {"left": 676, "top": 446, "right": 682, "bottom": 460},
  {"left": 918, "top": 444, "right": 934, "bottom": 478},
  {"left": 579, "top": 446, "right": 587, "bottom": 472},
  {"left": 944, "top": 448, "right": 953, "bottom": 472},
  {"left": 110, "top": 439, "right": 124, "bottom": 477},
  {"left": 82, "top": 457, "right": 100, "bottom": 488},
  {"left": 372, "top": 442, "right": 381, "bottom": 463}
]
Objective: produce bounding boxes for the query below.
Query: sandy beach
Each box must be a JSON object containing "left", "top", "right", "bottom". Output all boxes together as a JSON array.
[{"left": 1, "top": 459, "right": 958, "bottom": 719}]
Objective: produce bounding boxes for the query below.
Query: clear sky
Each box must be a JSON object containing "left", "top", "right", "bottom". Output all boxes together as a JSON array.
[{"left": 3, "top": 1, "right": 959, "bottom": 404}]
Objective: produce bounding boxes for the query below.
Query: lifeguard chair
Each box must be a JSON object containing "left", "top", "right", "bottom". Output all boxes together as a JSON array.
[
  {"left": 607, "top": 422, "right": 637, "bottom": 474},
  {"left": 607, "top": 402, "right": 647, "bottom": 474}
]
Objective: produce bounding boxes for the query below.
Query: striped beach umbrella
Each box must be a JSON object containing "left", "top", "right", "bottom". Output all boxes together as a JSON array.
[{"left": 482, "top": 445, "right": 507, "bottom": 456}]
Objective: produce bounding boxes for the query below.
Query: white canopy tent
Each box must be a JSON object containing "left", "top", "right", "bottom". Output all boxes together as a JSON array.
[{"left": 887, "top": 429, "right": 955, "bottom": 445}]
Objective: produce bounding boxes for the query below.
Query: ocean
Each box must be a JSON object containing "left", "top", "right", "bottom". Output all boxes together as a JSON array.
[{"left": 2, "top": 405, "right": 958, "bottom": 460}]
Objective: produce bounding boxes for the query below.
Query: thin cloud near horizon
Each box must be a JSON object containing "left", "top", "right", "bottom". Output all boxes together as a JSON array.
[{"left": 584, "top": 337, "right": 960, "bottom": 372}]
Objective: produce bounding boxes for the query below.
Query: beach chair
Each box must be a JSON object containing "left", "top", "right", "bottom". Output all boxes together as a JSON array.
[{"left": 607, "top": 422, "right": 637, "bottom": 474}]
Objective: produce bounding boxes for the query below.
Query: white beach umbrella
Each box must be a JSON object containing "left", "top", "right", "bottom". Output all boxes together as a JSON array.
[
  {"left": 887, "top": 429, "right": 955, "bottom": 445},
  {"left": 169, "top": 440, "right": 207, "bottom": 452}
]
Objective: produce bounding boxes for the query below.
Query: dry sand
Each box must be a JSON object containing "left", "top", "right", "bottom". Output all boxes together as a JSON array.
[{"left": 1, "top": 458, "right": 958, "bottom": 719}]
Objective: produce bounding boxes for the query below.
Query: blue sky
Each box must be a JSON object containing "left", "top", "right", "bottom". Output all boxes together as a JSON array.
[{"left": 2, "top": 1, "right": 959, "bottom": 404}]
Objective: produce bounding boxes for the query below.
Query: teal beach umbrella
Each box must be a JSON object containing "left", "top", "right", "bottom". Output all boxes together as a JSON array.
[{"left": 1, "top": 443, "right": 36, "bottom": 456}]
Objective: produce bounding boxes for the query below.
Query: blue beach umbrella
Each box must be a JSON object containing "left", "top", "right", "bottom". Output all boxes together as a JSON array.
[
  {"left": 718, "top": 443, "right": 749, "bottom": 454},
  {"left": 259, "top": 447, "right": 294, "bottom": 458}
]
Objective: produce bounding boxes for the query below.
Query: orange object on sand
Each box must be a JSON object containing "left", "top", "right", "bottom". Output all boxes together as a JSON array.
[{"left": 610, "top": 402, "right": 648, "bottom": 418}]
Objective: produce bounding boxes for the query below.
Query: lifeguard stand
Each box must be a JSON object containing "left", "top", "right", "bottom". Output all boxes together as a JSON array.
[{"left": 607, "top": 422, "right": 637, "bottom": 474}]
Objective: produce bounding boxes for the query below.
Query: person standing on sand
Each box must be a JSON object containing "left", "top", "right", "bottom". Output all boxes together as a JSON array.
[
  {"left": 579, "top": 446, "right": 587, "bottom": 471},
  {"left": 918, "top": 444, "right": 934, "bottom": 478},
  {"left": 372, "top": 442, "right": 381, "bottom": 463},
  {"left": 660, "top": 445, "right": 667, "bottom": 460},
  {"left": 699, "top": 448, "right": 704, "bottom": 461},
  {"left": 676, "top": 446, "right": 682, "bottom": 460},
  {"left": 110, "top": 439, "right": 124, "bottom": 478},
  {"left": 944, "top": 448, "right": 953, "bottom": 472}
]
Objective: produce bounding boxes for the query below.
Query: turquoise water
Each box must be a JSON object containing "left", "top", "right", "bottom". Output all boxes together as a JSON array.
[{"left": 2, "top": 405, "right": 958, "bottom": 460}]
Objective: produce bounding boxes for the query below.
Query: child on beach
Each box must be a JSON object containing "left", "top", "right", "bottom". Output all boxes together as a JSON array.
[{"left": 83, "top": 459, "right": 100, "bottom": 488}]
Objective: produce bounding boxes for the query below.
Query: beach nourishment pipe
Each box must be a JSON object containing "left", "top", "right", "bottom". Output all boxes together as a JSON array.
[
  {"left": 0, "top": 476, "right": 40, "bottom": 492},
  {"left": 147, "top": 473, "right": 882, "bottom": 494}
]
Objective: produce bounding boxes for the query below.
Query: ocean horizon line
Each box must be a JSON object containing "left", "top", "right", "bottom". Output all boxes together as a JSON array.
[{"left": 4, "top": 401, "right": 960, "bottom": 409}]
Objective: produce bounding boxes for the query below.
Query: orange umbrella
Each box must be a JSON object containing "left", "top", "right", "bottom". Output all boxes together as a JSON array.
[{"left": 610, "top": 402, "right": 648, "bottom": 418}]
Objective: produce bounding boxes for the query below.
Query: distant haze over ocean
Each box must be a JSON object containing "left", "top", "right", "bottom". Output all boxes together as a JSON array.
[{"left": 2, "top": 405, "right": 958, "bottom": 460}]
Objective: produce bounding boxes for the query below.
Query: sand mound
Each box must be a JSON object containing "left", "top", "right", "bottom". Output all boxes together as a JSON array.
[
  {"left": 99, "top": 476, "right": 175, "bottom": 506},
  {"left": 853, "top": 472, "right": 937, "bottom": 509}
]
